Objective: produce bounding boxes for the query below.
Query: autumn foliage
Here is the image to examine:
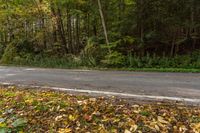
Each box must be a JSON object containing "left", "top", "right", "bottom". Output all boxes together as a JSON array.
[{"left": 0, "top": 87, "right": 200, "bottom": 132}]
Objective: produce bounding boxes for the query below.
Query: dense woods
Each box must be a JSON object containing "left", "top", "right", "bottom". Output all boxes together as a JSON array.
[{"left": 0, "top": 0, "right": 200, "bottom": 68}]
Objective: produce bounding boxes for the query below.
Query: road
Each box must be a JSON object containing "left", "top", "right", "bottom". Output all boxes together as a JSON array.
[{"left": 0, "top": 66, "right": 200, "bottom": 102}]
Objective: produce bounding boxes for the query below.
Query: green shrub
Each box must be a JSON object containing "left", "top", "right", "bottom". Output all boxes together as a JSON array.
[
  {"left": 16, "top": 39, "right": 34, "bottom": 55},
  {"left": 0, "top": 39, "right": 35, "bottom": 64},
  {"left": 0, "top": 42, "right": 5, "bottom": 58},
  {"left": 0, "top": 43, "right": 17, "bottom": 64},
  {"left": 126, "top": 52, "right": 200, "bottom": 69},
  {"left": 80, "top": 37, "right": 103, "bottom": 66},
  {"left": 102, "top": 51, "right": 126, "bottom": 67}
]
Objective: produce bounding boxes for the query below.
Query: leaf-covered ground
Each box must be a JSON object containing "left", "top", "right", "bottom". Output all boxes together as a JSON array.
[{"left": 0, "top": 87, "right": 200, "bottom": 133}]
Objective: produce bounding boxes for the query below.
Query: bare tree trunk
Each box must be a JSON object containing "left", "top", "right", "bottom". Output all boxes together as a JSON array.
[
  {"left": 97, "top": 0, "right": 111, "bottom": 54},
  {"left": 170, "top": 30, "right": 177, "bottom": 57},
  {"left": 87, "top": 13, "right": 90, "bottom": 38},
  {"left": 76, "top": 14, "right": 80, "bottom": 53},
  {"left": 57, "top": 8, "right": 68, "bottom": 54},
  {"left": 190, "top": 0, "right": 196, "bottom": 50},
  {"left": 67, "top": 9, "right": 73, "bottom": 53}
]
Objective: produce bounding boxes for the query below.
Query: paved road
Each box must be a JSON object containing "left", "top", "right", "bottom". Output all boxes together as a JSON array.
[{"left": 0, "top": 66, "right": 200, "bottom": 100}]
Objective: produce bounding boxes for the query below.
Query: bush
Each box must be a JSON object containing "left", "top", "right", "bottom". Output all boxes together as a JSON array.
[
  {"left": 0, "top": 42, "right": 5, "bottom": 58},
  {"left": 80, "top": 37, "right": 103, "bottom": 66},
  {"left": 101, "top": 51, "right": 126, "bottom": 67},
  {"left": 16, "top": 39, "right": 34, "bottom": 55},
  {"left": 126, "top": 52, "right": 200, "bottom": 69},
  {"left": 0, "top": 42, "right": 17, "bottom": 64},
  {"left": 0, "top": 39, "right": 35, "bottom": 64}
]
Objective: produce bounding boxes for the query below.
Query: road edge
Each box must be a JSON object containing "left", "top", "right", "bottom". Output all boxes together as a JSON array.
[{"left": 1, "top": 82, "right": 200, "bottom": 106}]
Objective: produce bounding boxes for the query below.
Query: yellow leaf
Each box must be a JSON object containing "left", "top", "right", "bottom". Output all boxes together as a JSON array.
[
  {"left": 25, "top": 99, "right": 33, "bottom": 104},
  {"left": 179, "top": 125, "right": 188, "bottom": 132},
  {"left": 155, "top": 125, "right": 160, "bottom": 131},
  {"left": 58, "top": 128, "right": 72, "bottom": 133},
  {"left": 89, "top": 98, "right": 97, "bottom": 102},
  {"left": 55, "top": 115, "right": 63, "bottom": 121},
  {"left": 0, "top": 122, "right": 6, "bottom": 128},
  {"left": 69, "top": 115, "right": 76, "bottom": 121},
  {"left": 158, "top": 116, "right": 169, "bottom": 124},
  {"left": 130, "top": 125, "right": 138, "bottom": 132},
  {"left": 124, "top": 129, "right": 131, "bottom": 133}
]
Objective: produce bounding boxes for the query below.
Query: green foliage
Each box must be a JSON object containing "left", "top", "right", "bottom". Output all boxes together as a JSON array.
[
  {"left": 12, "top": 118, "right": 27, "bottom": 130},
  {"left": 0, "top": 117, "right": 27, "bottom": 133},
  {"left": 0, "top": 43, "right": 5, "bottom": 58},
  {"left": 0, "top": 43, "right": 17, "bottom": 64},
  {"left": 127, "top": 52, "right": 200, "bottom": 69},
  {"left": 102, "top": 51, "right": 126, "bottom": 67},
  {"left": 123, "top": 36, "right": 136, "bottom": 44},
  {"left": 15, "top": 39, "right": 34, "bottom": 56},
  {"left": 10, "top": 54, "right": 82, "bottom": 69},
  {"left": 0, "top": 0, "right": 200, "bottom": 71},
  {"left": 0, "top": 39, "right": 35, "bottom": 64},
  {"left": 124, "top": 0, "right": 135, "bottom": 5},
  {"left": 81, "top": 37, "right": 103, "bottom": 66},
  {"left": 3, "top": 50, "right": 200, "bottom": 71}
]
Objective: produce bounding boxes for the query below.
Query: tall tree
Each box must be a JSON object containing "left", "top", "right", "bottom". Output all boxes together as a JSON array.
[{"left": 97, "top": 0, "right": 111, "bottom": 54}]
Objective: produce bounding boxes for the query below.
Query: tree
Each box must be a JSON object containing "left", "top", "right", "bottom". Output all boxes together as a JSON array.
[
  {"left": 0, "top": 0, "right": 199, "bottom": 64},
  {"left": 97, "top": 0, "right": 111, "bottom": 54}
]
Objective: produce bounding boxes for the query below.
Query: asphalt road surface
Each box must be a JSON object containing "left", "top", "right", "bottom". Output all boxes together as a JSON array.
[{"left": 0, "top": 66, "right": 200, "bottom": 101}]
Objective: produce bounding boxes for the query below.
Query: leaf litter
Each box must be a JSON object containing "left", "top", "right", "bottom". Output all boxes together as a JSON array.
[{"left": 0, "top": 87, "right": 200, "bottom": 133}]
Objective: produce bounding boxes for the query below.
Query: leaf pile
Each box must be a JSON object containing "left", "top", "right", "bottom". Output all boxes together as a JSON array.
[{"left": 0, "top": 87, "right": 200, "bottom": 133}]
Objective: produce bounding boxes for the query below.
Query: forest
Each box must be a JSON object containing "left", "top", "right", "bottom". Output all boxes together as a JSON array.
[{"left": 0, "top": 0, "right": 200, "bottom": 69}]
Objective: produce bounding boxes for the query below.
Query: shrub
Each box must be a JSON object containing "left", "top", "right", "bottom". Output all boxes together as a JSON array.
[
  {"left": 0, "top": 42, "right": 17, "bottom": 64},
  {"left": 101, "top": 51, "right": 126, "bottom": 67},
  {"left": 0, "top": 42, "right": 5, "bottom": 58},
  {"left": 126, "top": 52, "right": 200, "bottom": 69},
  {"left": 80, "top": 37, "right": 103, "bottom": 66},
  {"left": 16, "top": 39, "right": 34, "bottom": 55}
]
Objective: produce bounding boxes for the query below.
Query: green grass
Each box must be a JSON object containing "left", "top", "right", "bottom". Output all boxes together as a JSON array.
[
  {"left": 1, "top": 55, "right": 200, "bottom": 73},
  {"left": 1, "top": 62, "right": 200, "bottom": 73},
  {"left": 120, "top": 68, "right": 200, "bottom": 73}
]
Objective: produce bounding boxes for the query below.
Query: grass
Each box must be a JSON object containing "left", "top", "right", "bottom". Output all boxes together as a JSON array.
[
  {"left": 2, "top": 62, "right": 200, "bottom": 73},
  {"left": 1, "top": 55, "right": 200, "bottom": 73},
  {"left": 121, "top": 68, "right": 200, "bottom": 73},
  {"left": 0, "top": 86, "right": 200, "bottom": 132}
]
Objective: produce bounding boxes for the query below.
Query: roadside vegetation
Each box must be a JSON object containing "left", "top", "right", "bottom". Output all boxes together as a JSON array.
[
  {"left": 0, "top": 86, "right": 200, "bottom": 133},
  {"left": 1, "top": 1, "right": 200, "bottom": 132},
  {"left": 1, "top": 53, "right": 200, "bottom": 72},
  {"left": 0, "top": 0, "right": 200, "bottom": 72}
]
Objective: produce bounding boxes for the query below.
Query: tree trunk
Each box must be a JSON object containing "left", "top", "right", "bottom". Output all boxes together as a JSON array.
[
  {"left": 67, "top": 9, "right": 73, "bottom": 53},
  {"left": 170, "top": 30, "right": 177, "bottom": 57},
  {"left": 51, "top": 3, "right": 68, "bottom": 54},
  {"left": 97, "top": 0, "right": 111, "bottom": 54}
]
